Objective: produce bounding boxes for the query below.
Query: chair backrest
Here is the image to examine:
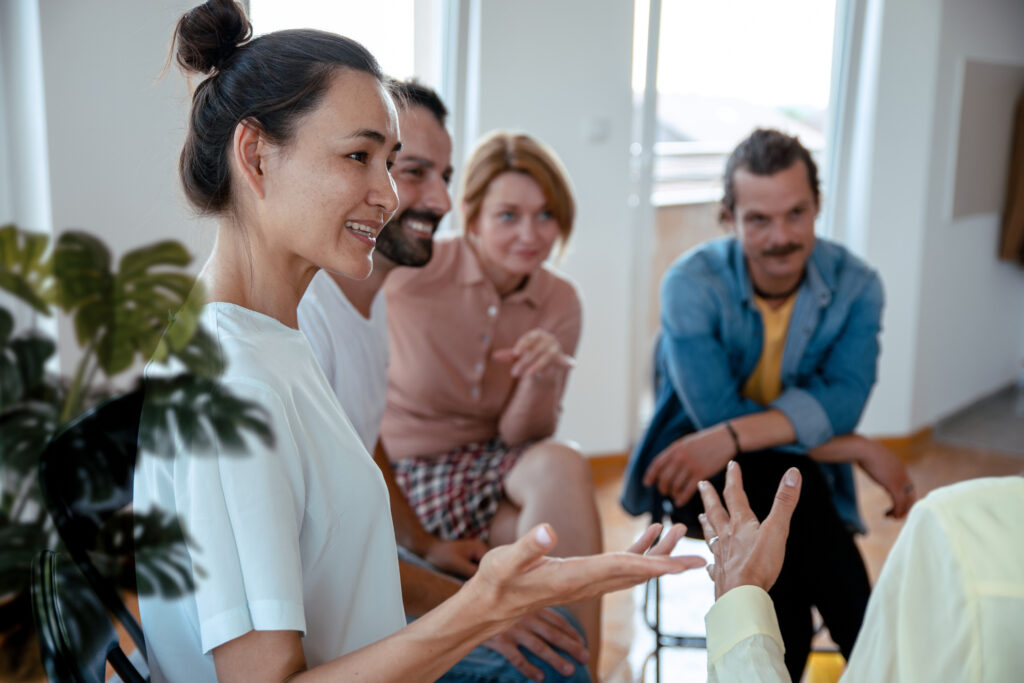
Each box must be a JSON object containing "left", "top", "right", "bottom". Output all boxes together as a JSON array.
[
  {"left": 31, "top": 549, "right": 148, "bottom": 683},
  {"left": 38, "top": 389, "right": 147, "bottom": 655}
]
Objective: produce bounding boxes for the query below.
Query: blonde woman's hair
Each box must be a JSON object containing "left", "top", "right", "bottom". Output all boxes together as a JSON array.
[{"left": 461, "top": 131, "right": 575, "bottom": 248}]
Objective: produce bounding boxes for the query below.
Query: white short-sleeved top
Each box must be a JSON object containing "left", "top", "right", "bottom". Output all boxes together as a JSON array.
[
  {"left": 297, "top": 269, "right": 389, "bottom": 453},
  {"left": 134, "top": 302, "right": 405, "bottom": 682}
]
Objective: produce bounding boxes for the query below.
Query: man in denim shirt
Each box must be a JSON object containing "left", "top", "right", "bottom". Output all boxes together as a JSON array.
[{"left": 622, "top": 129, "right": 915, "bottom": 681}]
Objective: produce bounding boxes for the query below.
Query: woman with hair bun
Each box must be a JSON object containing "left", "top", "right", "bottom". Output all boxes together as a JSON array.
[
  {"left": 133, "top": 1, "right": 702, "bottom": 681},
  {"left": 381, "top": 131, "right": 605, "bottom": 674}
]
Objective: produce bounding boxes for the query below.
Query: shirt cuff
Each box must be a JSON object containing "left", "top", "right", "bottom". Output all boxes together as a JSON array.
[
  {"left": 200, "top": 599, "right": 306, "bottom": 654},
  {"left": 771, "top": 387, "right": 833, "bottom": 449},
  {"left": 705, "top": 586, "right": 784, "bottom": 667}
]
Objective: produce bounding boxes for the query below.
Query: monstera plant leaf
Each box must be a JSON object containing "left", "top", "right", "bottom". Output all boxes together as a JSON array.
[
  {"left": 140, "top": 373, "right": 275, "bottom": 458},
  {"left": 0, "top": 309, "right": 58, "bottom": 411},
  {"left": 0, "top": 224, "right": 54, "bottom": 314},
  {"left": 0, "top": 402, "right": 60, "bottom": 481},
  {"left": 148, "top": 282, "right": 226, "bottom": 379},
  {"left": 0, "top": 308, "right": 20, "bottom": 408},
  {"left": 95, "top": 508, "right": 197, "bottom": 597},
  {"left": 54, "top": 231, "right": 194, "bottom": 376}
]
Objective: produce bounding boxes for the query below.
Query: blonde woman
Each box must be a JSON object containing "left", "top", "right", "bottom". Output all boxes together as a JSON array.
[{"left": 382, "top": 132, "right": 604, "bottom": 673}]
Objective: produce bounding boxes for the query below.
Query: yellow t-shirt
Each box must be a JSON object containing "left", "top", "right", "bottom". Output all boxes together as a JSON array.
[{"left": 742, "top": 294, "right": 797, "bottom": 406}]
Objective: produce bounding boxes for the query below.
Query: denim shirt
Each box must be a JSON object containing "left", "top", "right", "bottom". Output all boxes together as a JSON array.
[{"left": 621, "top": 236, "right": 884, "bottom": 533}]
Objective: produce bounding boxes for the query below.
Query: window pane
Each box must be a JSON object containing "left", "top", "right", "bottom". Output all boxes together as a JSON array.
[
  {"left": 249, "top": 0, "right": 416, "bottom": 80},
  {"left": 652, "top": 0, "right": 837, "bottom": 204}
]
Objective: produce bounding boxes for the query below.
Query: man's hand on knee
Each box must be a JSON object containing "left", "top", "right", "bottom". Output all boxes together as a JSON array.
[
  {"left": 811, "top": 435, "right": 917, "bottom": 519},
  {"left": 642, "top": 425, "right": 736, "bottom": 507}
]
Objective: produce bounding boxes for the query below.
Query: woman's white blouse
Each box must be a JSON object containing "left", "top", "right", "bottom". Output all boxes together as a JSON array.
[{"left": 134, "top": 302, "right": 405, "bottom": 682}]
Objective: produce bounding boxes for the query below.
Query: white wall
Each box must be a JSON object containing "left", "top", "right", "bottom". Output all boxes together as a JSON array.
[
  {"left": 10, "top": 0, "right": 1021, "bottom": 447},
  {"left": 30, "top": 0, "right": 215, "bottom": 373},
  {"left": 845, "top": 0, "right": 1024, "bottom": 435},
  {"left": 911, "top": 0, "right": 1024, "bottom": 425},
  {"left": 462, "top": 0, "right": 637, "bottom": 453}
]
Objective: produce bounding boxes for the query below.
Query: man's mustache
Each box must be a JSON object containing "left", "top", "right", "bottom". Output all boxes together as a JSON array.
[{"left": 761, "top": 243, "right": 803, "bottom": 257}]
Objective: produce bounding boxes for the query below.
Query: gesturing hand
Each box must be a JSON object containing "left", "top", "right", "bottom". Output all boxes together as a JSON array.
[
  {"left": 492, "top": 329, "right": 574, "bottom": 381},
  {"left": 424, "top": 538, "right": 489, "bottom": 578},
  {"left": 482, "top": 608, "right": 588, "bottom": 681},
  {"left": 469, "top": 522, "right": 705, "bottom": 624},
  {"left": 696, "top": 461, "right": 802, "bottom": 599},
  {"left": 642, "top": 426, "right": 735, "bottom": 507}
]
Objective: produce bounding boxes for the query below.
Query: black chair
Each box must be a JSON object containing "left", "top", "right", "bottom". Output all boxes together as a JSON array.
[
  {"left": 639, "top": 502, "right": 707, "bottom": 682},
  {"left": 636, "top": 335, "right": 838, "bottom": 681},
  {"left": 629, "top": 335, "right": 707, "bottom": 680},
  {"left": 31, "top": 548, "right": 147, "bottom": 683},
  {"left": 38, "top": 389, "right": 147, "bottom": 658}
]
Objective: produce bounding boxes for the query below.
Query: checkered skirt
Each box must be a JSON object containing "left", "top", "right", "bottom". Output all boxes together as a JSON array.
[{"left": 392, "top": 437, "right": 528, "bottom": 541}]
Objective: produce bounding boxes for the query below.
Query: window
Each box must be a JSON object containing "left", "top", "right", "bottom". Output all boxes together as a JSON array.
[
  {"left": 249, "top": 0, "right": 439, "bottom": 85},
  {"left": 635, "top": 0, "right": 839, "bottom": 206}
]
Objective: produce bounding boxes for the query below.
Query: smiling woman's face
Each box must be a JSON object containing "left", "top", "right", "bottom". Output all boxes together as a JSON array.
[
  {"left": 257, "top": 68, "right": 401, "bottom": 281},
  {"left": 467, "top": 171, "right": 561, "bottom": 292}
]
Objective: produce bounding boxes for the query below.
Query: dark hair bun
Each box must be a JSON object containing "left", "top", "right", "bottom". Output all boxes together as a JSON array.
[{"left": 174, "top": 0, "right": 252, "bottom": 75}]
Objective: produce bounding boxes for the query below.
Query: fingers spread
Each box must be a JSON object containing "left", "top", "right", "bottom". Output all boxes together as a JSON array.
[
  {"left": 697, "top": 512, "right": 716, "bottom": 543},
  {"left": 647, "top": 523, "right": 687, "bottom": 556},
  {"left": 625, "top": 523, "right": 663, "bottom": 554},
  {"left": 763, "top": 467, "right": 802, "bottom": 536},
  {"left": 698, "top": 479, "right": 730, "bottom": 531},
  {"left": 722, "top": 461, "right": 754, "bottom": 522}
]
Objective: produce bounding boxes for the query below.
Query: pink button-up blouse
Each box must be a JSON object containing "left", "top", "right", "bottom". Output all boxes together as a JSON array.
[{"left": 381, "top": 236, "right": 582, "bottom": 460}]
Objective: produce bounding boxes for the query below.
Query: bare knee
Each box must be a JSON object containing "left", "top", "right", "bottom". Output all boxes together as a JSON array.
[{"left": 516, "top": 441, "right": 595, "bottom": 494}]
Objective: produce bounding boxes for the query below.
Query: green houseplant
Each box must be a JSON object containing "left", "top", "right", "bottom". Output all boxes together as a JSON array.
[{"left": 0, "top": 223, "right": 271, "bottom": 678}]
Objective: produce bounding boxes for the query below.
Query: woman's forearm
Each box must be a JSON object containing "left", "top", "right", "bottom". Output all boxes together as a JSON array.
[
  {"left": 215, "top": 579, "right": 508, "bottom": 683},
  {"left": 306, "top": 584, "right": 506, "bottom": 682},
  {"left": 497, "top": 372, "right": 567, "bottom": 445}
]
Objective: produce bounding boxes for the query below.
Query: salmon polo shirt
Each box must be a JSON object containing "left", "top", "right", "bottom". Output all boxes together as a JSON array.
[{"left": 381, "top": 236, "right": 582, "bottom": 460}]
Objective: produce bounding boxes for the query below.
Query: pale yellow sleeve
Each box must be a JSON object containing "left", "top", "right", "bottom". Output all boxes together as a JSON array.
[
  {"left": 705, "top": 585, "right": 790, "bottom": 682},
  {"left": 842, "top": 494, "right": 975, "bottom": 682}
]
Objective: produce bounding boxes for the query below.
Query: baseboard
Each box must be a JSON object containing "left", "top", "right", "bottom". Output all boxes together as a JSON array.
[
  {"left": 874, "top": 427, "right": 933, "bottom": 463},
  {"left": 588, "top": 452, "right": 628, "bottom": 485}
]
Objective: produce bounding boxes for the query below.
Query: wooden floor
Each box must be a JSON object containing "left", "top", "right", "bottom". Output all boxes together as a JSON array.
[
  {"left": 12, "top": 437, "right": 1020, "bottom": 682},
  {"left": 592, "top": 438, "right": 1024, "bottom": 682}
]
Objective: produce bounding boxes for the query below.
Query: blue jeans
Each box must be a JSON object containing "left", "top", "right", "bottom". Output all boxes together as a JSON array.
[{"left": 435, "top": 606, "right": 591, "bottom": 683}]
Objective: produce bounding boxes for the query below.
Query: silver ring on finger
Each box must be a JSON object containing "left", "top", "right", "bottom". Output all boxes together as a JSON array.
[{"left": 706, "top": 535, "right": 720, "bottom": 551}]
